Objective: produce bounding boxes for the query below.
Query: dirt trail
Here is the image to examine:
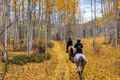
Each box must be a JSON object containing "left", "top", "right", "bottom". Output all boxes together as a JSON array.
[{"left": 50, "top": 41, "right": 79, "bottom": 80}]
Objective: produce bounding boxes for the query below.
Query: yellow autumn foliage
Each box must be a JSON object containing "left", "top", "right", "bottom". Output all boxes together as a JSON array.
[
  {"left": 46, "top": 0, "right": 52, "bottom": 14},
  {"left": 118, "top": 0, "right": 120, "bottom": 9},
  {"left": 67, "top": 0, "right": 76, "bottom": 14},
  {"left": 56, "top": 0, "right": 76, "bottom": 14},
  {"left": 12, "top": 0, "right": 16, "bottom": 7},
  {"left": 32, "top": 0, "right": 37, "bottom": 4},
  {"left": 56, "top": 0, "right": 65, "bottom": 11}
]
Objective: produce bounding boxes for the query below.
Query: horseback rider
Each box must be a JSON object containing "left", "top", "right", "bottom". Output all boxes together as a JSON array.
[
  {"left": 66, "top": 37, "right": 73, "bottom": 53},
  {"left": 74, "top": 39, "right": 87, "bottom": 75},
  {"left": 74, "top": 39, "right": 83, "bottom": 54}
]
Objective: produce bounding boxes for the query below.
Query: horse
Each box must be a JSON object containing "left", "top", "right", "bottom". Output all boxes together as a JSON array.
[
  {"left": 68, "top": 47, "right": 87, "bottom": 79},
  {"left": 74, "top": 53, "right": 87, "bottom": 79},
  {"left": 68, "top": 46, "right": 76, "bottom": 62}
]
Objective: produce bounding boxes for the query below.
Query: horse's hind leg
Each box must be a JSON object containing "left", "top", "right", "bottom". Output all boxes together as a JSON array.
[{"left": 78, "top": 71, "right": 83, "bottom": 80}]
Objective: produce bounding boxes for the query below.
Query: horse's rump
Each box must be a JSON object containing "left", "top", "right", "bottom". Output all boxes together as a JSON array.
[
  {"left": 74, "top": 53, "right": 87, "bottom": 75},
  {"left": 74, "top": 53, "right": 87, "bottom": 63}
]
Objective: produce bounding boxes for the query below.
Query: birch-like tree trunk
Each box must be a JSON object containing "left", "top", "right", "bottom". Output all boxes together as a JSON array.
[
  {"left": 27, "top": 0, "right": 33, "bottom": 55},
  {"left": 116, "top": 0, "right": 120, "bottom": 47},
  {"left": 46, "top": 0, "right": 52, "bottom": 40},
  {"left": 45, "top": 0, "right": 48, "bottom": 54},
  {"left": 93, "top": 0, "right": 97, "bottom": 52},
  {"left": 3, "top": 0, "right": 8, "bottom": 49},
  {"left": 13, "top": 0, "right": 19, "bottom": 49}
]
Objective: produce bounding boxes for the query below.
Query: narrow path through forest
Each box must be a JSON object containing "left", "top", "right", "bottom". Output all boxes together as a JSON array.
[{"left": 50, "top": 41, "right": 80, "bottom": 80}]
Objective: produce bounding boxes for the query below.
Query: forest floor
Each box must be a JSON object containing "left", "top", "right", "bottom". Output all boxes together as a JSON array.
[{"left": 2, "top": 37, "right": 120, "bottom": 80}]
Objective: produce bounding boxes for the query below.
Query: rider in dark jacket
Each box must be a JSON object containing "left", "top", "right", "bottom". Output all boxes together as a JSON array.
[
  {"left": 74, "top": 39, "right": 83, "bottom": 54},
  {"left": 66, "top": 37, "right": 73, "bottom": 53}
]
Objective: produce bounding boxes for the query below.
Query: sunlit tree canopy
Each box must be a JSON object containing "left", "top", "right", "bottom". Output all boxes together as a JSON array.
[{"left": 118, "top": 0, "right": 120, "bottom": 8}]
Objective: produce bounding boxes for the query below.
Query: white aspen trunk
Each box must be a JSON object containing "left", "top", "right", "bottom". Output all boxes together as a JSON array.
[
  {"left": 4, "top": 24, "right": 8, "bottom": 49},
  {"left": 93, "top": 0, "right": 97, "bottom": 52},
  {"left": 103, "top": 0, "right": 106, "bottom": 17},
  {"left": 3, "top": 0, "right": 8, "bottom": 48},
  {"left": 116, "top": 0, "right": 120, "bottom": 47},
  {"left": 101, "top": 0, "right": 107, "bottom": 41},
  {"left": 27, "top": 0, "right": 33, "bottom": 54},
  {"left": 45, "top": 0, "right": 48, "bottom": 54},
  {"left": 73, "top": 0, "right": 77, "bottom": 40},
  {"left": 101, "top": 0, "right": 104, "bottom": 17},
  {"left": 29, "top": 26, "right": 33, "bottom": 53},
  {"left": 91, "top": 0, "right": 94, "bottom": 37},
  {"left": 38, "top": 0, "right": 41, "bottom": 39},
  {"left": 27, "top": 0, "right": 31, "bottom": 54},
  {"left": 13, "top": 0, "right": 19, "bottom": 49},
  {"left": 14, "top": 21, "right": 19, "bottom": 49}
]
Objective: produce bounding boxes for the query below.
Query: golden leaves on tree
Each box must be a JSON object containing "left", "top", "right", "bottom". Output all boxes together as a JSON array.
[
  {"left": 56, "top": 0, "right": 76, "bottom": 14},
  {"left": 13, "top": 0, "right": 16, "bottom": 8},
  {"left": 32, "top": 0, "right": 37, "bottom": 4},
  {"left": 56, "top": 0, "right": 64, "bottom": 11},
  {"left": 46, "top": 0, "right": 52, "bottom": 14}
]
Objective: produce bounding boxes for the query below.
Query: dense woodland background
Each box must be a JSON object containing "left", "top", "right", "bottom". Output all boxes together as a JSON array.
[
  {"left": 0, "top": 0, "right": 120, "bottom": 51},
  {"left": 0, "top": 0, "right": 120, "bottom": 80}
]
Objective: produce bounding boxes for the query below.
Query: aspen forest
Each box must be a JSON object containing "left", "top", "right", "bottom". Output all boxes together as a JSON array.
[{"left": 0, "top": 0, "right": 120, "bottom": 80}]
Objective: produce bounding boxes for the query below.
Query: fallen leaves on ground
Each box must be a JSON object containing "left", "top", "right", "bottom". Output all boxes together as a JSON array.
[{"left": 3, "top": 38, "right": 120, "bottom": 80}]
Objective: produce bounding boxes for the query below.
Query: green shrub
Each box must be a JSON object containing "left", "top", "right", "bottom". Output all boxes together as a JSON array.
[
  {"left": 12, "top": 55, "right": 31, "bottom": 65},
  {"left": 12, "top": 53, "right": 51, "bottom": 65},
  {"left": 31, "top": 53, "right": 45, "bottom": 63}
]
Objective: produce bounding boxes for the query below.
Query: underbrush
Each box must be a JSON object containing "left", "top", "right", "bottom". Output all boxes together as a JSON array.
[
  {"left": 12, "top": 53, "right": 51, "bottom": 65},
  {"left": 12, "top": 55, "right": 31, "bottom": 65}
]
